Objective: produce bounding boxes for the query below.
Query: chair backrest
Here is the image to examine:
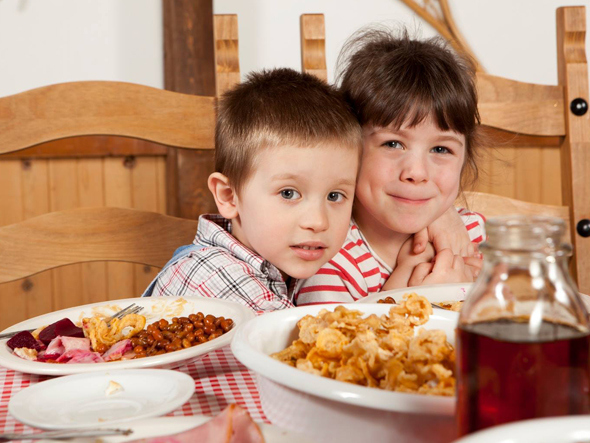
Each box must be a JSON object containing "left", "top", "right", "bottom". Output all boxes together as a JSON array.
[
  {"left": 0, "top": 14, "right": 242, "bottom": 329},
  {"left": 300, "top": 9, "right": 589, "bottom": 294}
]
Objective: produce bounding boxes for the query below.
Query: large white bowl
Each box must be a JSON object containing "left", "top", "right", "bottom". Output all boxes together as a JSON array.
[{"left": 231, "top": 304, "right": 459, "bottom": 443}]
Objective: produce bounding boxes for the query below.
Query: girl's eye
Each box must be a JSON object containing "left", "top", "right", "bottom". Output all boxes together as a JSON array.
[
  {"left": 327, "top": 192, "right": 344, "bottom": 202},
  {"left": 383, "top": 140, "right": 403, "bottom": 149},
  {"left": 280, "top": 189, "right": 301, "bottom": 200},
  {"left": 431, "top": 146, "right": 451, "bottom": 154}
]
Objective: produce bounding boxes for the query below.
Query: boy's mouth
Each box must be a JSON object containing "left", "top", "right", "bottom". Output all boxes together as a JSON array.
[{"left": 291, "top": 243, "right": 327, "bottom": 261}]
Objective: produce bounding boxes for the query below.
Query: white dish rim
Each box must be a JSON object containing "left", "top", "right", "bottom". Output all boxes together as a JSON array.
[
  {"left": 0, "top": 296, "right": 255, "bottom": 376},
  {"left": 357, "top": 282, "right": 473, "bottom": 304}
]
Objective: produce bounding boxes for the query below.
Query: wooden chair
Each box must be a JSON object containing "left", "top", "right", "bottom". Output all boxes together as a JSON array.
[
  {"left": 0, "top": 15, "right": 241, "bottom": 329},
  {"left": 301, "top": 8, "right": 590, "bottom": 294}
]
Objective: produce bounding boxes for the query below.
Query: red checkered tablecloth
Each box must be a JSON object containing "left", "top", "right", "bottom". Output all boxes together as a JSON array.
[{"left": 0, "top": 345, "right": 268, "bottom": 437}]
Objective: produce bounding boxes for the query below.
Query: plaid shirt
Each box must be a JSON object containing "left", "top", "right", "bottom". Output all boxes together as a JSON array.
[{"left": 151, "top": 214, "right": 294, "bottom": 313}]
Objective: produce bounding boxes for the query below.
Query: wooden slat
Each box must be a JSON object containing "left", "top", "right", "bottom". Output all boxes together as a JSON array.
[
  {"left": 20, "top": 160, "right": 54, "bottom": 319},
  {"left": 457, "top": 191, "right": 570, "bottom": 239},
  {"left": 48, "top": 159, "right": 83, "bottom": 311},
  {"left": 0, "top": 161, "right": 27, "bottom": 327},
  {"left": 0, "top": 207, "right": 200, "bottom": 284},
  {"left": 477, "top": 73, "right": 565, "bottom": 136},
  {"left": 214, "top": 14, "right": 241, "bottom": 96},
  {"left": 0, "top": 136, "right": 167, "bottom": 159},
  {"left": 164, "top": 0, "right": 217, "bottom": 219},
  {"left": 103, "top": 157, "right": 135, "bottom": 300},
  {"left": 0, "top": 82, "right": 216, "bottom": 155},
  {"left": 556, "top": 6, "right": 590, "bottom": 294},
  {"left": 300, "top": 14, "right": 328, "bottom": 81}
]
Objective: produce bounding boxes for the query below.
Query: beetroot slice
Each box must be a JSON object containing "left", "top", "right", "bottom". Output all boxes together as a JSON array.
[
  {"left": 39, "top": 318, "right": 84, "bottom": 344},
  {"left": 7, "top": 331, "right": 43, "bottom": 351}
]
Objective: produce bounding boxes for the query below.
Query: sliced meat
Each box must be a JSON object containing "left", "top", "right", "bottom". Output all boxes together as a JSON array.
[
  {"left": 128, "top": 404, "right": 265, "bottom": 443},
  {"left": 57, "top": 349, "right": 105, "bottom": 363},
  {"left": 46, "top": 336, "right": 91, "bottom": 357},
  {"left": 102, "top": 339, "right": 133, "bottom": 362}
]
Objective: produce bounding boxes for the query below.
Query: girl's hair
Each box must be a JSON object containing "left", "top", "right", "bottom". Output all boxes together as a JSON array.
[
  {"left": 215, "top": 68, "right": 362, "bottom": 195},
  {"left": 337, "top": 28, "right": 481, "bottom": 190}
]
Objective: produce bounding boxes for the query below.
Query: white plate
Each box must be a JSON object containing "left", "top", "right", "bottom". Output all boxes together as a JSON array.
[
  {"left": 9, "top": 369, "right": 195, "bottom": 430},
  {"left": 35, "top": 416, "right": 317, "bottom": 443},
  {"left": 451, "top": 415, "right": 590, "bottom": 443},
  {"left": 357, "top": 282, "right": 473, "bottom": 305},
  {"left": 0, "top": 296, "right": 255, "bottom": 375},
  {"left": 231, "top": 303, "right": 458, "bottom": 415}
]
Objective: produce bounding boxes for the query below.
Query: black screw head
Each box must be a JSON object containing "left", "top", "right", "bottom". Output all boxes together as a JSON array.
[
  {"left": 570, "top": 98, "right": 588, "bottom": 116},
  {"left": 577, "top": 219, "right": 590, "bottom": 238}
]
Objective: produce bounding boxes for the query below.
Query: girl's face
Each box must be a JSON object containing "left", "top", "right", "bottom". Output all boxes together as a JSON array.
[{"left": 354, "top": 116, "right": 465, "bottom": 235}]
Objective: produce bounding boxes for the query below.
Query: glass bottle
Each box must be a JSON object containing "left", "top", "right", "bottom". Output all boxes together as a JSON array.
[{"left": 456, "top": 215, "right": 590, "bottom": 436}]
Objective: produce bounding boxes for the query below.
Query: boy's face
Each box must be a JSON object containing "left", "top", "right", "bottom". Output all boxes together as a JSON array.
[
  {"left": 232, "top": 143, "right": 358, "bottom": 280},
  {"left": 355, "top": 116, "right": 465, "bottom": 235}
]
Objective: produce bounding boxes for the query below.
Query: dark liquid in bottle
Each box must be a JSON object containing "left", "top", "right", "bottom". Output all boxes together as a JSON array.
[{"left": 456, "top": 319, "right": 590, "bottom": 436}]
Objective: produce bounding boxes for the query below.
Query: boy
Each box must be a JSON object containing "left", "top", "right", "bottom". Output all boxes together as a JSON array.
[{"left": 142, "top": 68, "right": 362, "bottom": 313}]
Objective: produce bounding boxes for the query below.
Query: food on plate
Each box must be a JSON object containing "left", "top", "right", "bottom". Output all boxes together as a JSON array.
[
  {"left": 377, "top": 296, "right": 396, "bottom": 304},
  {"left": 6, "top": 311, "right": 234, "bottom": 364},
  {"left": 127, "top": 403, "right": 264, "bottom": 443},
  {"left": 83, "top": 314, "right": 146, "bottom": 351},
  {"left": 105, "top": 380, "right": 124, "bottom": 396},
  {"left": 272, "top": 294, "right": 455, "bottom": 396},
  {"left": 436, "top": 301, "right": 464, "bottom": 312},
  {"left": 377, "top": 293, "right": 464, "bottom": 312}
]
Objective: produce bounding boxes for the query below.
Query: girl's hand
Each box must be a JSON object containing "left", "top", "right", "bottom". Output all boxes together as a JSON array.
[
  {"left": 412, "top": 207, "right": 474, "bottom": 256},
  {"left": 408, "top": 249, "right": 476, "bottom": 287}
]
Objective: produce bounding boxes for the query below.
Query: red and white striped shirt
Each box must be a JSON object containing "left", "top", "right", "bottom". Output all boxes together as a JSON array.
[{"left": 294, "top": 208, "right": 486, "bottom": 306}]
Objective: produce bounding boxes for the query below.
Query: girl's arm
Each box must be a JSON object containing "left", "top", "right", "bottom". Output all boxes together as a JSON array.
[{"left": 381, "top": 237, "right": 435, "bottom": 291}]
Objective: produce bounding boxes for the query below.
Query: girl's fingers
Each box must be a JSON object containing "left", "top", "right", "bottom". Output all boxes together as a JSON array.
[
  {"left": 432, "top": 248, "right": 454, "bottom": 272},
  {"left": 408, "top": 262, "right": 434, "bottom": 287},
  {"left": 413, "top": 229, "right": 429, "bottom": 254}
]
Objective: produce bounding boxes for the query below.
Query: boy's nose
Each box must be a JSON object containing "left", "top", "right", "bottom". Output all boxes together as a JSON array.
[
  {"left": 400, "top": 154, "right": 428, "bottom": 183},
  {"left": 302, "top": 205, "right": 329, "bottom": 232}
]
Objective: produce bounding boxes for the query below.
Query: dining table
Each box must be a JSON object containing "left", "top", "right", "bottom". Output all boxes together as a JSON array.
[{"left": 0, "top": 345, "right": 268, "bottom": 439}]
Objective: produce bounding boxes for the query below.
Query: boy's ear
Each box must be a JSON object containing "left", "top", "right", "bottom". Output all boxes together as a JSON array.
[{"left": 208, "top": 172, "right": 239, "bottom": 219}]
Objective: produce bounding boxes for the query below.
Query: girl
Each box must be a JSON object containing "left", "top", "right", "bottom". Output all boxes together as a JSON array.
[{"left": 295, "top": 29, "right": 485, "bottom": 305}]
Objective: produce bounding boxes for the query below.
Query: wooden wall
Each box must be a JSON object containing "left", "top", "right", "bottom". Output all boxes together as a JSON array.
[{"left": 0, "top": 153, "right": 167, "bottom": 329}]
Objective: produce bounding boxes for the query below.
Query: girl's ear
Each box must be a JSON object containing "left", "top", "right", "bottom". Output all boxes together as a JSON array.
[{"left": 208, "top": 172, "right": 239, "bottom": 219}]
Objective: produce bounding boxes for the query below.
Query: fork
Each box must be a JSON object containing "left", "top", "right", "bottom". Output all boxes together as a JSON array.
[
  {"left": 0, "top": 303, "right": 144, "bottom": 341},
  {"left": 0, "top": 427, "right": 133, "bottom": 441}
]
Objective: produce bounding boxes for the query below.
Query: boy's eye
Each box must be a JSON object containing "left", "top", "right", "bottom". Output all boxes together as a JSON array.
[
  {"left": 327, "top": 192, "right": 344, "bottom": 202},
  {"left": 383, "top": 140, "right": 403, "bottom": 149},
  {"left": 280, "top": 189, "right": 301, "bottom": 200},
  {"left": 431, "top": 146, "right": 451, "bottom": 154}
]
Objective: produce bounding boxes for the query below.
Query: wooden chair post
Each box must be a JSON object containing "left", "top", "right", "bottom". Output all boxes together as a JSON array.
[
  {"left": 214, "top": 14, "right": 241, "bottom": 97},
  {"left": 300, "top": 14, "right": 328, "bottom": 81},
  {"left": 556, "top": 6, "right": 590, "bottom": 294}
]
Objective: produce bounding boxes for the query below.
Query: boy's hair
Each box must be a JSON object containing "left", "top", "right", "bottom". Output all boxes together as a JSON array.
[
  {"left": 337, "top": 28, "right": 481, "bottom": 189},
  {"left": 215, "top": 68, "right": 362, "bottom": 194}
]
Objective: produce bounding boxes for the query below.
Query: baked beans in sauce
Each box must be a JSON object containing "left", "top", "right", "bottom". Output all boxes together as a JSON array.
[{"left": 129, "top": 313, "right": 233, "bottom": 358}]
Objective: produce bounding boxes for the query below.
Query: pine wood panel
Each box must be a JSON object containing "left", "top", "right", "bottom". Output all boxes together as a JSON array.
[
  {"left": 214, "top": 15, "right": 241, "bottom": 96},
  {"left": 0, "top": 156, "right": 170, "bottom": 330},
  {"left": 300, "top": 14, "right": 328, "bottom": 81},
  {"left": 0, "top": 82, "right": 216, "bottom": 154}
]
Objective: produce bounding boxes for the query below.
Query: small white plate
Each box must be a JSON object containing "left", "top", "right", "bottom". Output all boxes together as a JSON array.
[
  {"left": 0, "top": 296, "right": 255, "bottom": 376},
  {"left": 357, "top": 282, "right": 472, "bottom": 305},
  {"left": 9, "top": 369, "right": 195, "bottom": 430},
  {"left": 451, "top": 415, "right": 590, "bottom": 443}
]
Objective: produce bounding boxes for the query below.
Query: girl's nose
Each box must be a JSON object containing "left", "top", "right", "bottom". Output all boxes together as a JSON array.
[{"left": 400, "top": 153, "right": 428, "bottom": 184}]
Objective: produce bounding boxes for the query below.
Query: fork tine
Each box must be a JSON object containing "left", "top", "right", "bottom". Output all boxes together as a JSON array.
[{"left": 105, "top": 303, "right": 137, "bottom": 325}]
